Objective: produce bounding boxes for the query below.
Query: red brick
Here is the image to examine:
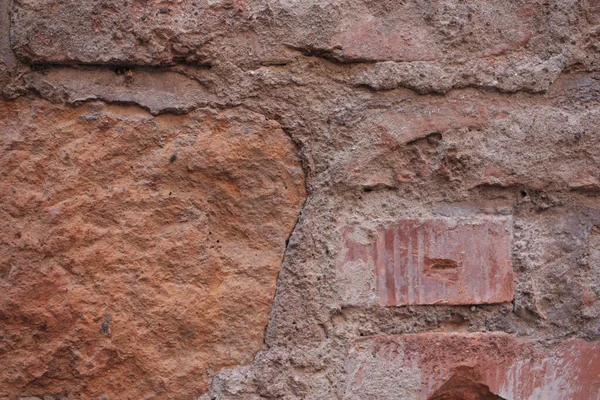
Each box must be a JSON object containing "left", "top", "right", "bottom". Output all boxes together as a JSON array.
[
  {"left": 569, "top": 167, "right": 600, "bottom": 191},
  {"left": 331, "top": 17, "right": 441, "bottom": 62},
  {"left": 371, "top": 106, "right": 490, "bottom": 149},
  {"left": 345, "top": 106, "right": 491, "bottom": 188},
  {"left": 340, "top": 217, "right": 514, "bottom": 306},
  {"left": 329, "top": 3, "right": 533, "bottom": 62},
  {"left": 345, "top": 333, "right": 600, "bottom": 400}
]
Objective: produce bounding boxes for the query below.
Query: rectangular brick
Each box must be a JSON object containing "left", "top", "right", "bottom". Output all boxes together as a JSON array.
[
  {"left": 345, "top": 334, "right": 600, "bottom": 400},
  {"left": 329, "top": 2, "right": 534, "bottom": 62},
  {"left": 339, "top": 217, "right": 514, "bottom": 306}
]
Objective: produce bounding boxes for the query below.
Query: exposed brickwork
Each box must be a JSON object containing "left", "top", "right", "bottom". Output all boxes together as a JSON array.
[
  {"left": 1, "top": 0, "right": 599, "bottom": 399},
  {"left": 340, "top": 217, "right": 514, "bottom": 306},
  {"left": 330, "top": 2, "right": 534, "bottom": 62},
  {"left": 346, "top": 334, "right": 600, "bottom": 400}
]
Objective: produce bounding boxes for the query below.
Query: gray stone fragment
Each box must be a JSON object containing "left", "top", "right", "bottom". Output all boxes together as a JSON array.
[{"left": 29, "top": 66, "right": 219, "bottom": 114}]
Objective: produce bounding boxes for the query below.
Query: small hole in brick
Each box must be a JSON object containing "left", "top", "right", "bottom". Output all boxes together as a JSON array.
[
  {"left": 423, "top": 258, "right": 461, "bottom": 282},
  {"left": 429, "top": 259, "right": 459, "bottom": 270}
]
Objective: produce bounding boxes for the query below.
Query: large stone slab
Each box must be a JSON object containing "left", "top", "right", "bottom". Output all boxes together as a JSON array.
[{"left": 0, "top": 99, "right": 305, "bottom": 398}]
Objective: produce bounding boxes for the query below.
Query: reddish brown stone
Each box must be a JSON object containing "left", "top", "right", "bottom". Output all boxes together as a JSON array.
[
  {"left": 339, "top": 217, "right": 514, "bottom": 306},
  {"left": 0, "top": 99, "right": 306, "bottom": 398},
  {"left": 346, "top": 333, "right": 600, "bottom": 400}
]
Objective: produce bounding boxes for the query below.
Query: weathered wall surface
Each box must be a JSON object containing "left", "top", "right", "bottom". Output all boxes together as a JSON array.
[{"left": 0, "top": 0, "right": 599, "bottom": 399}]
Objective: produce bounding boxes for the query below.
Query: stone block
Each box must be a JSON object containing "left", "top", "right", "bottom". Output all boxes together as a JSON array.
[{"left": 0, "top": 99, "right": 306, "bottom": 398}]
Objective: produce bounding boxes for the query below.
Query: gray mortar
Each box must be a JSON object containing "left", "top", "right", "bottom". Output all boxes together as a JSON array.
[
  {"left": 0, "top": 0, "right": 16, "bottom": 92},
  {"left": 0, "top": 0, "right": 15, "bottom": 69}
]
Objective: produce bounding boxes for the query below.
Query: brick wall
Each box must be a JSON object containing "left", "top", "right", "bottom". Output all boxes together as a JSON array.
[{"left": 1, "top": 0, "right": 599, "bottom": 399}]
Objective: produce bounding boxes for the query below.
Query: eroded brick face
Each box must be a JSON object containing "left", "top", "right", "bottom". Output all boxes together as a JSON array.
[
  {"left": 345, "top": 334, "right": 600, "bottom": 400},
  {"left": 340, "top": 217, "right": 514, "bottom": 306}
]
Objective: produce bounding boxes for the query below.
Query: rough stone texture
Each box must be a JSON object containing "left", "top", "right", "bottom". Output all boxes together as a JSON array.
[
  {"left": 339, "top": 217, "right": 514, "bottom": 306},
  {"left": 0, "top": 99, "right": 305, "bottom": 398},
  {"left": 1, "top": 0, "right": 600, "bottom": 399}
]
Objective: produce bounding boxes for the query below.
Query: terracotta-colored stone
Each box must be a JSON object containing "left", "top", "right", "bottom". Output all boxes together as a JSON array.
[
  {"left": 345, "top": 333, "right": 600, "bottom": 400},
  {"left": 342, "top": 104, "right": 491, "bottom": 189},
  {"left": 373, "top": 106, "right": 490, "bottom": 148},
  {"left": 333, "top": 92, "right": 600, "bottom": 192},
  {"left": 340, "top": 217, "right": 514, "bottom": 306},
  {"left": 0, "top": 99, "right": 305, "bottom": 398}
]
